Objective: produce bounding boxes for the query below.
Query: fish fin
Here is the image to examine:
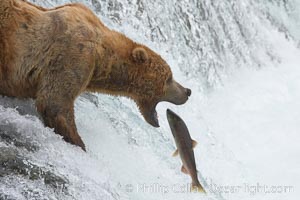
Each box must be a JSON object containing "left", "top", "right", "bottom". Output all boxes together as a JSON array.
[
  {"left": 192, "top": 140, "right": 198, "bottom": 149},
  {"left": 172, "top": 149, "right": 179, "bottom": 157},
  {"left": 191, "top": 182, "right": 206, "bottom": 193},
  {"left": 181, "top": 165, "right": 189, "bottom": 174}
]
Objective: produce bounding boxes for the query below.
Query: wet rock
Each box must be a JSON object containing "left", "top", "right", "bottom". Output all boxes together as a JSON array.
[
  {"left": 0, "top": 96, "right": 38, "bottom": 118},
  {"left": 0, "top": 147, "right": 68, "bottom": 191},
  {"left": 0, "top": 125, "right": 39, "bottom": 152},
  {"left": 0, "top": 194, "right": 16, "bottom": 200},
  {"left": 80, "top": 92, "right": 100, "bottom": 107}
]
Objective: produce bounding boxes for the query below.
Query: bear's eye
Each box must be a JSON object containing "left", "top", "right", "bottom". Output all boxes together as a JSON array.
[{"left": 166, "top": 76, "right": 172, "bottom": 84}]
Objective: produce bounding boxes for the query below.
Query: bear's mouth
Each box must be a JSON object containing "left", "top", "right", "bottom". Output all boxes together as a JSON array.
[
  {"left": 139, "top": 102, "right": 160, "bottom": 127},
  {"left": 151, "top": 109, "right": 159, "bottom": 127},
  {"left": 146, "top": 106, "right": 159, "bottom": 128}
]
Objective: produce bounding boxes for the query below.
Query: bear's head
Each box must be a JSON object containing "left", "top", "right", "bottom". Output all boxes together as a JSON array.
[
  {"left": 90, "top": 45, "right": 191, "bottom": 127},
  {"left": 129, "top": 47, "right": 191, "bottom": 127}
]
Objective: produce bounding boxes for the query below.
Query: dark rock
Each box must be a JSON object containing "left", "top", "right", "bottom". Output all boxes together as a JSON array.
[
  {"left": 0, "top": 125, "right": 39, "bottom": 152},
  {"left": 0, "top": 147, "right": 68, "bottom": 191},
  {"left": 0, "top": 194, "right": 16, "bottom": 200},
  {"left": 80, "top": 92, "right": 99, "bottom": 107},
  {"left": 0, "top": 96, "right": 38, "bottom": 118}
]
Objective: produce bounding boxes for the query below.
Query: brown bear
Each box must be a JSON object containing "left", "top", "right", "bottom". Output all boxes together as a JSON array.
[{"left": 0, "top": 0, "right": 191, "bottom": 151}]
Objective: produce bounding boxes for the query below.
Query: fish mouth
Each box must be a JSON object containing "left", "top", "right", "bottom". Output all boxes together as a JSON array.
[
  {"left": 141, "top": 103, "right": 184, "bottom": 128},
  {"left": 166, "top": 108, "right": 175, "bottom": 116},
  {"left": 166, "top": 108, "right": 172, "bottom": 121},
  {"left": 166, "top": 108, "right": 178, "bottom": 122}
]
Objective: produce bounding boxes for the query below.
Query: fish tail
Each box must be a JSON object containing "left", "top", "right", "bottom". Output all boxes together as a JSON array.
[{"left": 191, "top": 181, "right": 206, "bottom": 193}]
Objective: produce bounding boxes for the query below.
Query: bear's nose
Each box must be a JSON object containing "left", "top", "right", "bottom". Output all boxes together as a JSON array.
[{"left": 186, "top": 88, "right": 192, "bottom": 97}]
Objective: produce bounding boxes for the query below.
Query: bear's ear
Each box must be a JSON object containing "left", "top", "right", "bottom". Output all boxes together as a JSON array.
[{"left": 132, "top": 47, "right": 148, "bottom": 63}]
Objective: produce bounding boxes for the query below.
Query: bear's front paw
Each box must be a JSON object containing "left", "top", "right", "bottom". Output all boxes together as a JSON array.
[{"left": 64, "top": 135, "right": 86, "bottom": 151}]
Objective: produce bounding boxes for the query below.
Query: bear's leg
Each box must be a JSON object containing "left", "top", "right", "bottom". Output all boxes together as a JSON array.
[
  {"left": 36, "top": 64, "right": 92, "bottom": 151},
  {"left": 36, "top": 100, "right": 86, "bottom": 151}
]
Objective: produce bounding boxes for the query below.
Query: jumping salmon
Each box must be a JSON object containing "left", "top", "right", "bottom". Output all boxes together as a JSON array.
[{"left": 166, "top": 109, "right": 205, "bottom": 193}]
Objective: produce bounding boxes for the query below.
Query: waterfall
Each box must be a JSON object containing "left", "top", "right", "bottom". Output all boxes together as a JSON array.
[{"left": 1, "top": 0, "right": 299, "bottom": 199}]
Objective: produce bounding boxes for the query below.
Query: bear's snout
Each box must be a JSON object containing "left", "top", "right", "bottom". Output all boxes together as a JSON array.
[
  {"left": 186, "top": 88, "right": 192, "bottom": 97},
  {"left": 161, "top": 80, "right": 191, "bottom": 105}
]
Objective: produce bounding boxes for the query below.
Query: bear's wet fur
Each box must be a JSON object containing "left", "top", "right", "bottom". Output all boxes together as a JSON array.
[{"left": 0, "top": 0, "right": 191, "bottom": 150}]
